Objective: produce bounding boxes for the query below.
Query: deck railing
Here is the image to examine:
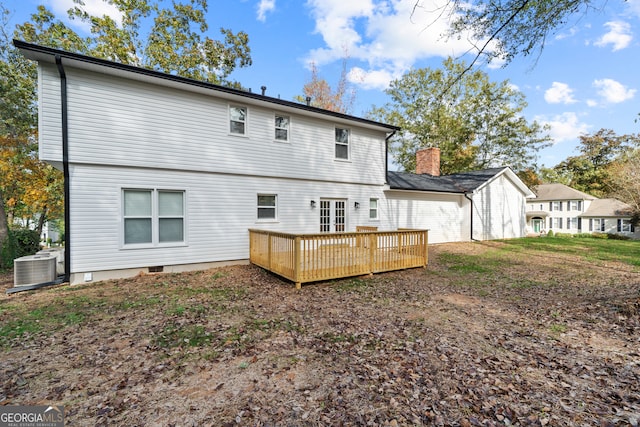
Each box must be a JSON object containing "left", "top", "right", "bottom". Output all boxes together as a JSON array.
[{"left": 249, "top": 228, "right": 428, "bottom": 288}]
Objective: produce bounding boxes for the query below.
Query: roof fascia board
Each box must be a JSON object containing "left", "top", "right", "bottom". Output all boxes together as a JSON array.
[{"left": 14, "top": 40, "right": 399, "bottom": 133}]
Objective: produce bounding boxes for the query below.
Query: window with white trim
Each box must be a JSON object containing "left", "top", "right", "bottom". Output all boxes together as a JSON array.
[
  {"left": 275, "top": 115, "right": 289, "bottom": 141},
  {"left": 550, "top": 217, "right": 563, "bottom": 229},
  {"left": 335, "top": 127, "right": 349, "bottom": 160},
  {"left": 123, "top": 189, "right": 185, "bottom": 246},
  {"left": 369, "top": 198, "right": 378, "bottom": 220},
  {"left": 591, "top": 218, "right": 605, "bottom": 232},
  {"left": 567, "top": 217, "right": 578, "bottom": 230},
  {"left": 619, "top": 219, "right": 634, "bottom": 233},
  {"left": 257, "top": 194, "right": 277, "bottom": 220},
  {"left": 551, "top": 201, "right": 562, "bottom": 211},
  {"left": 229, "top": 105, "right": 247, "bottom": 135},
  {"left": 569, "top": 200, "right": 582, "bottom": 211}
]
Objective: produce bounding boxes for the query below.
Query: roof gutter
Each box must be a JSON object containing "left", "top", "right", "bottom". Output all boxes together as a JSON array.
[
  {"left": 55, "top": 54, "right": 70, "bottom": 283},
  {"left": 384, "top": 130, "right": 397, "bottom": 185},
  {"left": 464, "top": 192, "right": 476, "bottom": 241}
]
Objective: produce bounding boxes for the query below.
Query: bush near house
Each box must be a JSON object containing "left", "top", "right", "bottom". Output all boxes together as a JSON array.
[{"left": 0, "top": 228, "right": 40, "bottom": 269}]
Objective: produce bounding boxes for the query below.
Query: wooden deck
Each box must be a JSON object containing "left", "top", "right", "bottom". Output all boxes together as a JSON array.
[{"left": 249, "top": 228, "right": 428, "bottom": 289}]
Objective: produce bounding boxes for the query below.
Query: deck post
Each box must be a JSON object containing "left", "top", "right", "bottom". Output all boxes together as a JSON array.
[
  {"left": 294, "top": 236, "right": 301, "bottom": 290},
  {"left": 267, "top": 233, "right": 273, "bottom": 270}
]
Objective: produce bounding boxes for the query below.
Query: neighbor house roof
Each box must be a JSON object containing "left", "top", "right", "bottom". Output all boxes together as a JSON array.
[
  {"left": 533, "top": 183, "right": 596, "bottom": 201},
  {"left": 14, "top": 40, "right": 400, "bottom": 133},
  {"left": 387, "top": 167, "right": 535, "bottom": 197},
  {"left": 581, "top": 198, "right": 633, "bottom": 217}
]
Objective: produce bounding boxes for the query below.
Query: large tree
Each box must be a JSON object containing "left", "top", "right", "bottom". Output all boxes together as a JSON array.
[
  {"left": 295, "top": 60, "right": 355, "bottom": 114},
  {"left": 1, "top": 0, "right": 253, "bottom": 259},
  {"left": 16, "top": 0, "right": 251, "bottom": 86},
  {"left": 370, "top": 57, "right": 550, "bottom": 175},
  {"left": 607, "top": 149, "right": 640, "bottom": 224},
  {"left": 429, "top": 0, "right": 608, "bottom": 71},
  {"left": 553, "top": 129, "right": 640, "bottom": 197}
]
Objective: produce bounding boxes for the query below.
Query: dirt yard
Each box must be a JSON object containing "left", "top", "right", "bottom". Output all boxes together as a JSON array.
[{"left": 1, "top": 241, "right": 639, "bottom": 426}]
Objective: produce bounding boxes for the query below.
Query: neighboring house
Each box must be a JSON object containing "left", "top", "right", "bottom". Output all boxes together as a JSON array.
[
  {"left": 526, "top": 183, "right": 638, "bottom": 239},
  {"left": 386, "top": 148, "right": 535, "bottom": 243},
  {"left": 16, "top": 40, "right": 536, "bottom": 284}
]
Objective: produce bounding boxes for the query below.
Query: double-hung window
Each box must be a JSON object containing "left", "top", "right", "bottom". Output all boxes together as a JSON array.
[
  {"left": 335, "top": 127, "right": 349, "bottom": 160},
  {"left": 229, "top": 105, "right": 247, "bottom": 135},
  {"left": 567, "top": 217, "right": 578, "bottom": 230},
  {"left": 275, "top": 115, "right": 289, "bottom": 141},
  {"left": 257, "top": 194, "right": 277, "bottom": 221},
  {"left": 369, "top": 198, "right": 378, "bottom": 220},
  {"left": 591, "top": 218, "right": 605, "bottom": 232},
  {"left": 551, "top": 201, "right": 562, "bottom": 211},
  {"left": 123, "top": 189, "right": 185, "bottom": 246}
]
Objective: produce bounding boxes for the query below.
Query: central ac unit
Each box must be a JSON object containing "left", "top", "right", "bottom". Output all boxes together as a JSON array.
[{"left": 14, "top": 255, "right": 57, "bottom": 287}]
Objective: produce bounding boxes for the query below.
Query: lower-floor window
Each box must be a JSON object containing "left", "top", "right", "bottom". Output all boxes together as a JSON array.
[
  {"left": 550, "top": 217, "right": 562, "bottom": 229},
  {"left": 123, "top": 189, "right": 185, "bottom": 246},
  {"left": 257, "top": 194, "right": 277, "bottom": 220},
  {"left": 591, "top": 218, "right": 605, "bottom": 232},
  {"left": 567, "top": 217, "right": 578, "bottom": 230},
  {"left": 619, "top": 219, "right": 635, "bottom": 233}
]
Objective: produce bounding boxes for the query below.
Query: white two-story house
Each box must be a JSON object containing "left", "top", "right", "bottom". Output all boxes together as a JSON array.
[
  {"left": 17, "top": 40, "right": 537, "bottom": 285},
  {"left": 527, "top": 183, "right": 638, "bottom": 238}
]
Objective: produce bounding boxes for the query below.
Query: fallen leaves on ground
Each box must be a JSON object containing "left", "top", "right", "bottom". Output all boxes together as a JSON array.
[{"left": 1, "top": 241, "right": 639, "bottom": 426}]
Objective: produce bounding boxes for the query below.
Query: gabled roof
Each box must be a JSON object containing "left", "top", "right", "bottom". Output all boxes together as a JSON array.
[
  {"left": 14, "top": 40, "right": 399, "bottom": 133},
  {"left": 581, "top": 198, "right": 633, "bottom": 217},
  {"left": 532, "top": 183, "right": 596, "bottom": 201},
  {"left": 387, "top": 167, "right": 534, "bottom": 197}
]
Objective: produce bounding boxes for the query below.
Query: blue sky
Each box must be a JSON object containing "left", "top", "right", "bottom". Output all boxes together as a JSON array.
[{"left": 5, "top": 0, "right": 640, "bottom": 169}]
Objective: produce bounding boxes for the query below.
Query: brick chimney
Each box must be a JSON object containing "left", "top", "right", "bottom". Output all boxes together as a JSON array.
[{"left": 416, "top": 147, "right": 441, "bottom": 176}]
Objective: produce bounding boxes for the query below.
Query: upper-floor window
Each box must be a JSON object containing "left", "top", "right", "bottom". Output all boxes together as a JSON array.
[
  {"left": 335, "top": 128, "right": 350, "bottom": 160},
  {"left": 369, "top": 198, "right": 378, "bottom": 220},
  {"left": 257, "top": 194, "right": 277, "bottom": 220},
  {"left": 275, "top": 115, "right": 289, "bottom": 141},
  {"left": 123, "top": 189, "right": 185, "bottom": 246},
  {"left": 230, "top": 105, "right": 247, "bottom": 135},
  {"left": 569, "top": 200, "right": 582, "bottom": 211},
  {"left": 551, "top": 201, "right": 562, "bottom": 211}
]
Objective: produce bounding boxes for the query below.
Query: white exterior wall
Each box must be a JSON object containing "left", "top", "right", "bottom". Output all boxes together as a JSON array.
[
  {"left": 39, "top": 64, "right": 386, "bottom": 185},
  {"left": 69, "top": 164, "right": 394, "bottom": 279},
  {"left": 472, "top": 174, "right": 527, "bottom": 240},
  {"left": 384, "top": 191, "right": 469, "bottom": 244},
  {"left": 37, "top": 61, "right": 394, "bottom": 283}
]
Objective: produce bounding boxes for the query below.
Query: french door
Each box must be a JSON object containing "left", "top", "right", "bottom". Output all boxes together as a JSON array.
[{"left": 320, "top": 199, "right": 346, "bottom": 232}]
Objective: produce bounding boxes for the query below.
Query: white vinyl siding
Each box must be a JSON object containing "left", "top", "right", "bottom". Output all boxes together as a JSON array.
[{"left": 39, "top": 67, "right": 387, "bottom": 186}]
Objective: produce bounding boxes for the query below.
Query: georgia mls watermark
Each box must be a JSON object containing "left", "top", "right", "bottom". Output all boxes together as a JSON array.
[{"left": 0, "top": 406, "right": 64, "bottom": 427}]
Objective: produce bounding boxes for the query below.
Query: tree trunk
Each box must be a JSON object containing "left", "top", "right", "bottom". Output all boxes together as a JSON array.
[
  {"left": 0, "top": 190, "right": 9, "bottom": 267},
  {"left": 36, "top": 205, "right": 48, "bottom": 236}
]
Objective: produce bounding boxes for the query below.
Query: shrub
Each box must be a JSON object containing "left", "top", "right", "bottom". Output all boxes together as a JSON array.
[
  {"left": 0, "top": 228, "right": 41, "bottom": 270},
  {"left": 546, "top": 230, "right": 554, "bottom": 237},
  {"left": 607, "top": 233, "right": 630, "bottom": 241}
]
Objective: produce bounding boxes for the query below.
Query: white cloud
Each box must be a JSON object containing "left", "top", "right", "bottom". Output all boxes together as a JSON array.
[
  {"left": 544, "top": 82, "right": 577, "bottom": 104},
  {"left": 594, "top": 21, "right": 632, "bottom": 51},
  {"left": 257, "top": 0, "right": 276, "bottom": 22},
  {"left": 593, "top": 78, "right": 636, "bottom": 103},
  {"left": 626, "top": 0, "right": 640, "bottom": 18},
  {"left": 304, "top": 0, "right": 492, "bottom": 90},
  {"left": 49, "top": 0, "right": 123, "bottom": 32},
  {"left": 535, "top": 112, "right": 590, "bottom": 144},
  {"left": 586, "top": 99, "right": 598, "bottom": 107},
  {"left": 347, "top": 66, "right": 399, "bottom": 90}
]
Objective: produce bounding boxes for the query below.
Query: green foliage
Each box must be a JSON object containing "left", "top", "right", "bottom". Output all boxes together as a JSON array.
[
  {"left": 15, "top": 0, "right": 252, "bottom": 86},
  {"left": 369, "top": 57, "right": 550, "bottom": 175},
  {"left": 0, "top": 227, "right": 40, "bottom": 269},
  {"left": 446, "top": 0, "right": 603, "bottom": 67},
  {"left": 552, "top": 129, "right": 640, "bottom": 197},
  {"left": 545, "top": 230, "right": 554, "bottom": 237}
]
